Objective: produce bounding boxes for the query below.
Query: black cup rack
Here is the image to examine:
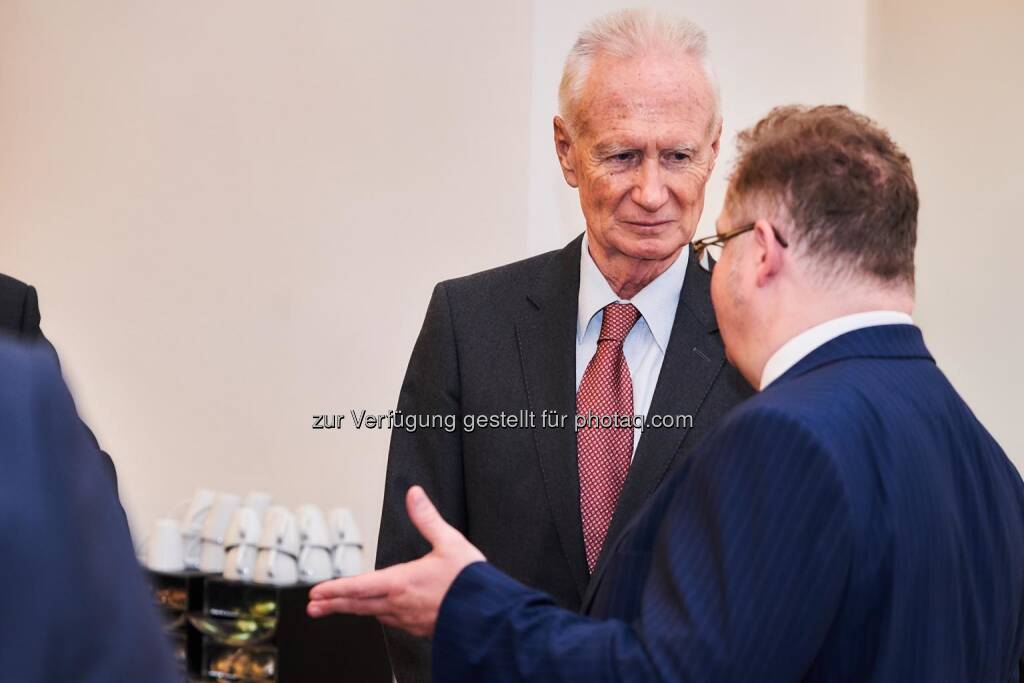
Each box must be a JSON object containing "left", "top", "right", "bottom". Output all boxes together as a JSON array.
[
  {"left": 149, "top": 569, "right": 207, "bottom": 677},
  {"left": 146, "top": 570, "right": 392, "bottom": 682}
]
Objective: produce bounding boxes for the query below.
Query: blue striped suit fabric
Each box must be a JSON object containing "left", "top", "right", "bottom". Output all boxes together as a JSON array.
[{"left": 431, "top": 324, "right": 1024, "bottom": 682}]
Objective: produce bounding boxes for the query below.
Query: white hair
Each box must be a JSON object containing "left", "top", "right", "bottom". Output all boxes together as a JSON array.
[{"left": 558, "top": 8, "right": 721, "bottom": 133}]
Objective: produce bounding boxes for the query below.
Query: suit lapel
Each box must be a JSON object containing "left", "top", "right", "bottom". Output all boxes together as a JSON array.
[
  {"left": 581, "top": 248, "right": 725, "bottom": 610},
  {"left": 514, "top": 235, "right": 590, "bottom": 600}
]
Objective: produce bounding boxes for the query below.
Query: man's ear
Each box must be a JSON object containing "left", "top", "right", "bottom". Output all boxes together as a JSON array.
[
  {"left": 753, "top": 218, "right": 784, "bottom": 288},
  {"left": 553, "top": 116, "right": 579, "bottom": 188}
]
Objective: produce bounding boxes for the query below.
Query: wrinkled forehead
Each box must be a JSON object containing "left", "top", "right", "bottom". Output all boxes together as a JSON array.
[{"left": 577, "top": 52, "right": 717, "bottom": 137}]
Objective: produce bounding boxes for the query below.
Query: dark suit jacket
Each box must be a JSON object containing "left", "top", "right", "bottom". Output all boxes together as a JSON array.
[
  {"left": 0, "top": 273, "right": 117, "bottom": 489},
  {"left": 377, "top": 236, "right": 753, "bottom": 681},
  {"left": 0, "top": 340, "right": 177, "bottom": 682},
  {"left": 432, "top": 324, "right": 1024, "bottom": 682}
]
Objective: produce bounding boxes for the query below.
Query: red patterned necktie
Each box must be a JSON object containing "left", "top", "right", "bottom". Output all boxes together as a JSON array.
[{"left": 577, "top": 302, "right": 640, "bottom": 572}]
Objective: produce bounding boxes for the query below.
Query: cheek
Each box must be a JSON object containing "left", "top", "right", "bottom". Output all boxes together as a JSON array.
[
  {"left": 710, "top": 265, "right": 721, "bottom": 305},
  {"left": 589, "top": 170, "right": 625, "bottom": 199},
  {"left": 583, "top": 174, "right": 630, "bottom": 215},
  {"left": 711, "top": 254, "right": 744, "bottom": 323},
  {"left": 710, "top": 266, "right": 728, "bottom": 319},
  {"left": 671, "top": 169, "right": 711, "bottom": 207},
  {"left": 710, "top": 267, "right": 739, "bottom": 354}
]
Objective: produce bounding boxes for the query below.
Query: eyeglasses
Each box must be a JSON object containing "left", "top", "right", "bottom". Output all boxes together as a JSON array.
[{"left": 691, "top": 222, "right": 789, "bottom": 262}]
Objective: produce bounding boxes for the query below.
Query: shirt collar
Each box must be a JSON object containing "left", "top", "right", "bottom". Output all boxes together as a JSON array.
[
  {"left": 759, "top": 310, "right": 915, "bottom": 390},
  {"left": 577, "top": 233, "right": 688, "bottom": 352}
]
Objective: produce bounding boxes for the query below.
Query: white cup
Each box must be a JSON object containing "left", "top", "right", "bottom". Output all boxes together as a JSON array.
[
  {"left": 328, "top": 508, "right": 364, "bottom": 577},
  {"left": 181, "top": 488, "right": 216, "bottom": 570},
  {"left": 296, "top": 505, "right": 330, "bottom": 546},
  {"left": 298, "top": 547, "right": 333, "bottom": 584},
  {"left": 146, "top": 518, "right": 185, "bottom": 572},
  {"left": 242, "top": 491, "right": 273, "bottom": 518},
  {"left": 333, "top": 544, "right": 364, "bottom": 577},
  {"left": 253, "top": 549, "right": 298, "bottom": 585},
  {"left": 328, "top": 508, "right": 361, "bottom": 546},
  {"left": 257, "top": 506, "right": 300, "bottom": 556},
  {"left": 223, "top": 508, "right": 262, "bottom": 582},
  {"left": 296, "top": 504, "right": 332, "bottom": 584},
  {"left": 199, "top": 493, "right": 241, "bottom": 573},
  {"left": 254, "top": 507, "right": 299, "bottom": 586},
  {"left": 182, "top": 488, "right": 217, "bottom": 533}
]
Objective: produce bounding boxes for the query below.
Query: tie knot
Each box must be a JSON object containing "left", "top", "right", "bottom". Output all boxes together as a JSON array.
[{"left": 599, "top": 303, "right": 640, "bottom": 343}]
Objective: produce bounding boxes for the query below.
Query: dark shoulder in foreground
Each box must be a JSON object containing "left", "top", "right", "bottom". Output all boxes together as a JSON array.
[
  {"left": 0, "top": 336, "right": 179, "bottom": 682},
  {"left": 0, "top": 271, "right": 31, "bottom": 296},
  {"left": 0, "top": 272, "right": 33, "bottom": 333},
  {"left": 0, "top": 336, "right": 58, "bottom": 391}
]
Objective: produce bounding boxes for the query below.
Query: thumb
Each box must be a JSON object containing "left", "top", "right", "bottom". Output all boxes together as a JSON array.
[{"left": 406, "top": 486, "right": 453, "bottom": 548}]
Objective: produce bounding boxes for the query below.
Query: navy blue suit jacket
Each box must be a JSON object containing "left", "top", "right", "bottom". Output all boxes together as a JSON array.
[
  {"left": 432, "top": 325, "right": 1024, "bottom": 682},
  {"left": 0, "top": 341, "right": 177, "bottom": 682}
]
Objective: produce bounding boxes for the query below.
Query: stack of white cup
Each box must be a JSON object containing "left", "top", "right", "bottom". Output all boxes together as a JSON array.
[
  {"left": 328, "top": 508, "right": 364, "bottom": 577},
  {"left": 181, "top": 488, "right": 216, "bottom": 570},
  {"left": 295, "top": 504, "right": 333, "bottom": 584},
  {"left": 222, "top": 492, "right": 273, "bottom": 582},
  {"left": 253, "top": 506, "right": 300, "bottom": 585},
  {"left": 198, "top": 493, "right": 241, "bottom": 574},
  {"left": 144, "top": 489, "right": 363, "bottom": 587}
]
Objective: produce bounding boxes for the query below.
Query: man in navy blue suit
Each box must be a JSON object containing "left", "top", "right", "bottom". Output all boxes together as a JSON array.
[
  {"left": 0, "top": 341, "right": 178, "bottom": 681},
  {"left": 309, "top": 105, "right": 1024, "bottom": 681}
]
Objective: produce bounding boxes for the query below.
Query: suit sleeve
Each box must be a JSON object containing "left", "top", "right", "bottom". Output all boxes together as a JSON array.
[
  {"left": 377, "top": 282, "right": 467, "bottom": 682},
  {"left": 432, "top": 408, "right": 853, "bottom": 683},
  {"left": 0, "top": 346, "right": 178, "bottom": 682}
]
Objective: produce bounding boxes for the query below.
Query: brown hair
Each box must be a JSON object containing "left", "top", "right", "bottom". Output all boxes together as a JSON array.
[{"left": 730, "top": 105, "right": 917, "bottom": 285}]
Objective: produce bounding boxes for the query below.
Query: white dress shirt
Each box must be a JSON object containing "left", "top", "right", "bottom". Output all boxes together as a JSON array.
[
  {"left": 759, "top": 310, "right": 915, "bottom": 390},
  {"left": 576, "top": 234, "right": 689, "bottom": 455}
]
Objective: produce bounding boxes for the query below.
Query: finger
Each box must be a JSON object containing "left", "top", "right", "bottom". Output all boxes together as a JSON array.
[
  {"left": 405, "top": 485, "right": 456, "bottom": 548},
  {"left": 309, "top": 599, "right": 397, "bottom": 622},
  {"left": 308, "top": 568, "right": 397, "bottom": 601},
  {"left": 309, "top": 577, "right": 379, "bottom": 601},
  {"left": 308, "top": 595, "right": 395, "bottom": 618}
]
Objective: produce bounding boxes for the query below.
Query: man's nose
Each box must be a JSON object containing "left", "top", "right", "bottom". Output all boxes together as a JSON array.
[{"left": 631, "top": 159, "right": 669, "bottom": 212}]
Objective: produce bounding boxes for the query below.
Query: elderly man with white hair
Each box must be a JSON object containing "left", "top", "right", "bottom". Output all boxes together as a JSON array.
[{"left": 370, "top": 9, "right": 751, "bottom": 681}]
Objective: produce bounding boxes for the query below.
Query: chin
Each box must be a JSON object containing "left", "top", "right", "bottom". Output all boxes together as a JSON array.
[{"left": 610, "top": 231, "right": 688, "bottom": 262}]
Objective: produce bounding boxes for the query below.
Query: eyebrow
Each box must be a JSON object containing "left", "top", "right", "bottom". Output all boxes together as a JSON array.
[
  {"left": 666, "top": 144, "right": 697, "bottom": 156},
  {"left": 592, "top": 142, "right": 635, "bottom": 157},
  {"left": 591, "top": 142, "right": 698, "bottom": 158}
]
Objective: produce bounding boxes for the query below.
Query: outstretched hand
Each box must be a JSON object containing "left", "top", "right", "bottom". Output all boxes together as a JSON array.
[{"left": 307, "top": 486, "right": 485, "bottom": 637}]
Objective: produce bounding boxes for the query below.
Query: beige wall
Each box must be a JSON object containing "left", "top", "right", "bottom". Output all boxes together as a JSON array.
[
  {"left": 0, "top": 1, "right": 533, "bottom": 553},
  {"left": 867, "top": 0, "right": 1024, "bottom": 469},
  {"left": 1, "top": 1, "right": 1018, "bottom": 555}
]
